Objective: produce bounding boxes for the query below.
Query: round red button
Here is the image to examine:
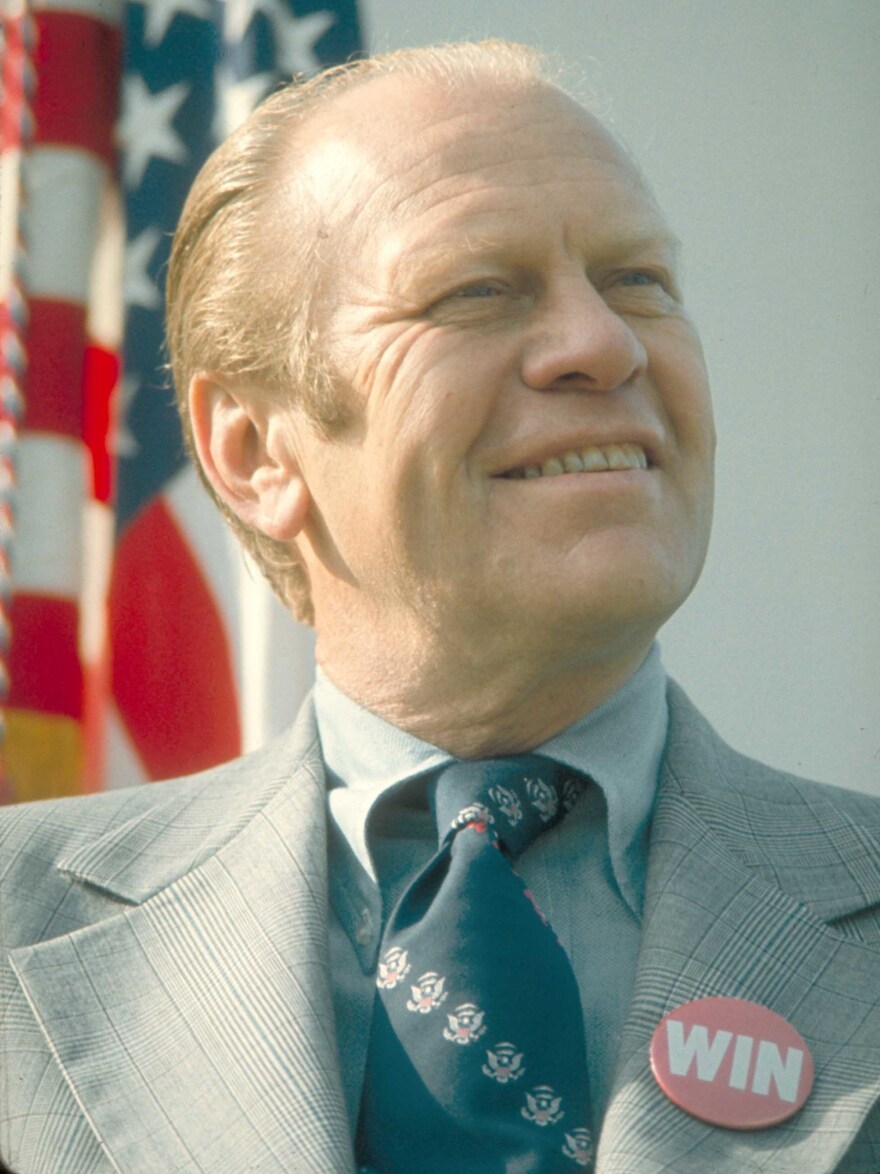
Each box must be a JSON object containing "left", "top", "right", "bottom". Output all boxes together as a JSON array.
[{"left": 650, "top": 996, "right": 814, "bottom": 1130}]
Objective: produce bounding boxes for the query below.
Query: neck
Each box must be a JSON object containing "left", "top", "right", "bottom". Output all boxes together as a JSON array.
[{"left": 314, "top": 617, "right": 656, "bottom": 758}]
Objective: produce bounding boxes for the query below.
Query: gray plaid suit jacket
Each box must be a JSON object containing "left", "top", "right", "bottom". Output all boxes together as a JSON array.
[{"left": 1, "top": 682, "right": 879, "bottom": 1173}]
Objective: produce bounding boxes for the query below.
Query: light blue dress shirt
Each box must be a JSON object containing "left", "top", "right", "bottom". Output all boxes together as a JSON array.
[{"left": 315, "top": 643, "right": 669, "bottom": 1141}]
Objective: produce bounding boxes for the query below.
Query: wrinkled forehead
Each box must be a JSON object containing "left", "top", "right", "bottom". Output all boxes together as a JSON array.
[{"left": 290, "top": 73, "right": 648, "bottom": 238}]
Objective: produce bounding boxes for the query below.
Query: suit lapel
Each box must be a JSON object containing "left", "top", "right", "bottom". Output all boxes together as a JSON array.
[
  {"left": 598, "top": 686, "right": 880, "bottom": 1173},
  {"left": 9, "top": 712, "right": 355, "bottom": 1174}
]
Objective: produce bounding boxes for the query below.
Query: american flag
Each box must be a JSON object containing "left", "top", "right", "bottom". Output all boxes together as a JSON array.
[{"left": 1, "top": 0, "right": 362, "bottom": 803}]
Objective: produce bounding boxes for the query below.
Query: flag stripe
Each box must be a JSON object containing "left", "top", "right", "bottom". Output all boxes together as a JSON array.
[
  {"left": 110, "top": 496, "right": 241, "bottom": 780},
  {"left": 13, "top": 434, "right": 85, "bottom": 596},
  {"left": 21, "top": 298, "right": 87, "bottom": 437},
  {"left": 32, "top": 9, "right": 122, "bottom": 166},
  {"left": 20, "top": 146, "right": 106, "bottom": 304},
  {"left": 7, "top": 593, "right": 83, "bottom": 718},
  {"left": 164, "top": 464, "right": 243, "bottom": 680},
  {"left": 83, "top": 341, "right": 119, "bottom": 503}
]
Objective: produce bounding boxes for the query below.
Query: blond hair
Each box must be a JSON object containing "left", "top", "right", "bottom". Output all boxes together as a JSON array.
[{"left": 166, "top": 41, "right": 552, "bottom": 623}]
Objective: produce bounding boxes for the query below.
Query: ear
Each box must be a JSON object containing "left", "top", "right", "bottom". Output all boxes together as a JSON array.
[{"left": 188, "top": 372, "right": 309, "bottom": 542}]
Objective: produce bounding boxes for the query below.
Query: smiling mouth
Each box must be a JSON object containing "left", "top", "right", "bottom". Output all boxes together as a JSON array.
[{"left": 499, "top": 443, "right": 649, "bottom": 479}]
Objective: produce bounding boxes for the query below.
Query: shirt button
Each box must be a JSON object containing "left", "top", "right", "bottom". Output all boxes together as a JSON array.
[{"left": 355, "top": 907, "right": 373, "bottom": 946}]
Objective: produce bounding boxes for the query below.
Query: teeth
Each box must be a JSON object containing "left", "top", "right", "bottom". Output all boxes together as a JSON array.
[
  {"left": 508, "top": 443, "right": 647, "bottom": 479},
  {"left": 621, "top": 442, "right": 648, "bottom": 469},
  {"left": 581, "top": 446, "right": 609, "bottom": 472},
  {"left": 605, "top": 444, "right": 628, "bottom": 469}
]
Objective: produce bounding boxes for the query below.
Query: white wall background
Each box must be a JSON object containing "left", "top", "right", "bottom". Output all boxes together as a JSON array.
[{"left": 359, "top": 0, "right": 880, "bottom": 794}]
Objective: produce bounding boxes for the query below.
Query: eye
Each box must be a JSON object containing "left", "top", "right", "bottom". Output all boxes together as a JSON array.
[
  {"left": 426, "top": 275, "right": 526, "bottom": 324},
  {"left": 617, "top": 269, "right": 663, "bottom": 287},
  {"left": 605, "top": 267, "right": 680, "bottom": 311},
  {"left": 451, "top": 280, "right": 507, "bottom": 299}
]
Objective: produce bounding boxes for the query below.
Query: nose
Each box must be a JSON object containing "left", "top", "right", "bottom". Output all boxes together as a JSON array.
[{"left": 520, "top": 277, "right": 647, "bottom": 393}]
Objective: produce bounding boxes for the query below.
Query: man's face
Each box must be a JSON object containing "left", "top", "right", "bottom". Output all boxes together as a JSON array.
[{"left": 287, "top": 76, "right": 715, "bottom": 663}]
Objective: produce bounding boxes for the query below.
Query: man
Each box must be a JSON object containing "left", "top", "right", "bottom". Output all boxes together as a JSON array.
[{"left": 1, "top": 41, "right": 878, "bottom": 1174}]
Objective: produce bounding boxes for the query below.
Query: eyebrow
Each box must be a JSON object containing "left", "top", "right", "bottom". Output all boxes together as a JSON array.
[
  {"left": 634, "top": 227, "right": 681, "bottom": 253},
  {"left": 574, "top": 227, "right": 683, "bottom": 263}
]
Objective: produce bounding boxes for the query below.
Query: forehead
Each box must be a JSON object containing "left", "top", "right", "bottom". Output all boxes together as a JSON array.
[{"left": 293, "top": 74, "right": 670, "bottom": 286}]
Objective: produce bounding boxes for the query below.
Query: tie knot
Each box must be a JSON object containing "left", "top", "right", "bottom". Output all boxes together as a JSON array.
[{"left": 433, "top": 754, "right": 586, "bottom": 857}]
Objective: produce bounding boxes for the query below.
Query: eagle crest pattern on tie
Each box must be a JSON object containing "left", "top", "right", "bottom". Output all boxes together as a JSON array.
[{"left": 360, "top": 755, "right": 594, "bottom": 1172}]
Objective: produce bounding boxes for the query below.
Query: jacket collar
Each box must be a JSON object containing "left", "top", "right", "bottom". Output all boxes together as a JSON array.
[{"left": 54, "top": 717, "right": 322, "bottom": 904}]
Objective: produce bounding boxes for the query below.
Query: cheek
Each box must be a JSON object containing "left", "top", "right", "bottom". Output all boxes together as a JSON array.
[
  {"left": 639, "top": 327, "right": 715, "bottom": 567},
  {"left": 373, "top": 334, "right": 496, "bottom": 484},
  {"left": 647, "top": 326, "right": 715, "bottom": 465},
  {"left": 342, "top": 318, "right": 437, "bottom": 407}
]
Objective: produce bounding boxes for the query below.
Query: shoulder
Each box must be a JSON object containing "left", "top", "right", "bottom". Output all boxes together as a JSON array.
[
  {"left": 0, "top": 699, "right": 323, "bottom": 950},
  {"left": 0, "top": 732, "right": 295, "bottom": 869},
  {"left": 662, "top": 678, "right": 880, "bottom": 924},
  {"left": 665, "top": 676, "right": 880, "bottom": 819},
  {"left": 0, "top": 769, "right": 206, "bottom": 863}
]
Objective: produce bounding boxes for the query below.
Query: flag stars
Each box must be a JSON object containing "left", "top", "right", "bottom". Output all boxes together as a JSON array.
[
  {"left": 124, "top": 228, "right": 163, "bottom": 310},
  {"left": 112, "top": 376, "right": 141, "bottom": 459},
  {"left": 133, "top": 0, "right": 212, "bottom": 48},
  {"left": 221, "top": 0, "right": 278, "bottom": 44},
  {"left": 273, "top": 9, "right": 336, "bottom": 75},
  {"left": 118, "top": 76, "right": 190, "bottom": 188},
  {"left": 212, "top": 64, "right": 274, "bottom": 139},
  {"left": 221, "top": 0, "right": 335, "bottom": 75}
]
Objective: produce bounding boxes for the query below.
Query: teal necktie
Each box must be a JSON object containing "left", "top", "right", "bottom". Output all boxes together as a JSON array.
[{"left": 358, "top": 755, "right": 594, "bottom": 1171}]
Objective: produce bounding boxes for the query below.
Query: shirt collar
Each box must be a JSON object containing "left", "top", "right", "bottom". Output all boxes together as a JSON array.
[
  {"left": 315, "top": 643, "right": 667, "bottom": 915},
  {"left": 538, "top": 643, "right": 667, "bottom": 913}
]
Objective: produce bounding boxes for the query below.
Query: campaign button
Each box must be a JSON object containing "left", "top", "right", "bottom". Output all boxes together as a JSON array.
[{"left": 650, "top": 996, "right": 814, "bottom": 1129}]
